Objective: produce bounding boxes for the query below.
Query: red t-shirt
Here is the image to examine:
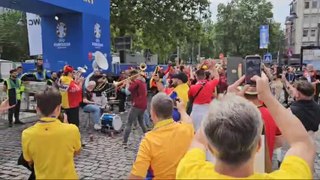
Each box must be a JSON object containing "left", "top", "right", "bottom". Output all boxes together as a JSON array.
[
  {"left": 128, "top": 79, "right": 148, "bottom": 110},
  {"left": 188, "top": 79, "right": 219, "bottom": 104},
  {"left": 259, "top": 106, "right": 281, "bottom": 160}
]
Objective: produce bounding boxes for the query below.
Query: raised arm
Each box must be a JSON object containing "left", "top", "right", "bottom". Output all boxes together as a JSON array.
[
  {"left": 252, "top": 73, "right": 315, "bottom": 169},
  {"left": 152, "top": 74, "right": 165, "bottom": 92},
  {"left": 176, "top": 99, "right": 192, "bottom": 124}
]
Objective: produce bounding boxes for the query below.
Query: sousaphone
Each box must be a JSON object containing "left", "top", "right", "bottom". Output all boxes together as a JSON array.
[{"left": 85, "top": 51, "right": 109, "bottom": 87}]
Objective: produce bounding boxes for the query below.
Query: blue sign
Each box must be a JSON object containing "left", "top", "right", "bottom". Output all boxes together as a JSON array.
[
  {"left": 263, "top": 53, "right": 272, "bottom": 63},
  {"left": 260, "top": 25, "right": 269, "bottom": 49}
]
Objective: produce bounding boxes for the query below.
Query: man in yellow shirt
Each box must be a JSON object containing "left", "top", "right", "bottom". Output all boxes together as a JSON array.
[
  {"left": 129, "top": 93, "right": 194, "bottom": 179},
  {"left": 21, "top": 88, "right": 81, "bottom": 179},
  {"left": 177, "top": 73, "right": 315, "bottom": 179},
  {"left": 154, "top": 72, "right": 189, "bottom": 108}
]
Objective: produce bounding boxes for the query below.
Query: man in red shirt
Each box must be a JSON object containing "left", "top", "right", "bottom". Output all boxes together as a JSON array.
[
  {"left": 123, "top": 70, "right": 148, "bottom": 147},
  {"left": 189, "top": 68, "right": 219, "bottom": 131},
  {"left": 244, "top": 87, "right": 282, "bottom": 172}
]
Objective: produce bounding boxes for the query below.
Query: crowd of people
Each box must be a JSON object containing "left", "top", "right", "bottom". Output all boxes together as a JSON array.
[{"left": 1, "top": 56, "right": 320, "bottom": 179}]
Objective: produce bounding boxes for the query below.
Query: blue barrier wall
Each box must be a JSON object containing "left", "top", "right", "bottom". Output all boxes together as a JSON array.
[{"left": 0, "top": 0, "right": 111, "bottom": 72}]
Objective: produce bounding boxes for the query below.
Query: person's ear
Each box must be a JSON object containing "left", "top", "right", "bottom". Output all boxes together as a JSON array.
[
  {"left": 256, "top": 137, "right": 262, "bottom": 153},
  {"left": 54, "top": 105, "right": 62, "bottom": 117},
  {"left": 36, "top": 107, "right": 41, "bottom": 116}
]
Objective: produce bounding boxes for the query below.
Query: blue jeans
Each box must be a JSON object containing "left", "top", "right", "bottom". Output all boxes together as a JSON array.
[
  {"left": 83, "top": 104, "right": 101, "bottom": 125},
  {"left": 144, "top": 110, "right": 152, "bottom": 128}
]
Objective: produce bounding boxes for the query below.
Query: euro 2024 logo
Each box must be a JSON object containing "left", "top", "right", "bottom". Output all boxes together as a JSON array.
[
  {"left": 56, "top": 22, "right": 67, "bottom": 39},
  {"left": 94, "top": 23, "right": 101, "bottom": 41},
  {"left": 92, "top": 23, "right": 104, "bottom": 48},
  {"left": 54, "top": 22, "right": 71, "bottom": 49}
]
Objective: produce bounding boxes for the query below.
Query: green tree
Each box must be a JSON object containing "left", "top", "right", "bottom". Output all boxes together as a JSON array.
[
  {"left": 0, "top": 11, "right": 29, "bottom": 61},
  {"left": 111, "top": 0, "right": 211, "bottom": 63},
  {"left": 212, "top": 0, "right": 283, "bottom": 57}
]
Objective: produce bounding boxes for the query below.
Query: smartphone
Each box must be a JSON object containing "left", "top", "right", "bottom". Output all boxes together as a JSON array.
[
  {"left": 227, "top": 57, "right": 244, "bottom": 85},
  {"left": 245, "top": 55, "right": 262, "bottom": 85}
]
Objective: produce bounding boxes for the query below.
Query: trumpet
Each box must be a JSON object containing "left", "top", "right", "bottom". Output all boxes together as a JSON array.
[
  {"left": 113, "top": 73, "right": 141, "bottom": 87},
  {"left": 140, "top": 63, "right": 147, "bottom": 71},
  {"left": 104, "top": 63, "right": 147, "bottom": 93},
  {"left": 74, "top": 65, "right": 88, "bottom": 79}
]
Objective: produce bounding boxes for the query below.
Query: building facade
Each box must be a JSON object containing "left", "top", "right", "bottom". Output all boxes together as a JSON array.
[{"left": 286, "top": 0, "right": 320, "bottom": 54}]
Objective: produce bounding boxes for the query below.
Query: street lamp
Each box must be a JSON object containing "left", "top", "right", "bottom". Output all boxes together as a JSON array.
[
  {"left": 16, "top": 18, "right": 24, "bottom": 26},
  {"left": 16, "top": 12, "right": 25, "bottom": 26}
]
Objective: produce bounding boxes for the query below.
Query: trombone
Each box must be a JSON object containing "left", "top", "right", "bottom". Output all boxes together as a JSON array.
[{"left": 104, "top": 63, "right": 147, "bottom": 94}]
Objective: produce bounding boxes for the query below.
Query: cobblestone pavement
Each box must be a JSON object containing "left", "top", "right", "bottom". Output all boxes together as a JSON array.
[
  {"left": 1, "top": 110, "right": 320, "bottom": 179},
  {"left": 0, "top": 111, "right": 144, "bottom": 179}
]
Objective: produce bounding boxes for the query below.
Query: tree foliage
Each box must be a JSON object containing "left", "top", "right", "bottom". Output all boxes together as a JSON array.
[
  {"left": 0, "top": 11, "right": 29, "bottom": 61},
  {"left": 210, "top": 0, "right": 284, "bottom": 58},
  {"left": 111, "top": 0, "right": 211, "bottom": 62}
]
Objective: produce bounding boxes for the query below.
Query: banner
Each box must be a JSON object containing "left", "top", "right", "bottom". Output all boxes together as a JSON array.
[
  {"left": 26, "top": 13, "right": 43, "bottom": 56},
  {"left": 259, "top": 25, "right": 269, "bottom": 49}
]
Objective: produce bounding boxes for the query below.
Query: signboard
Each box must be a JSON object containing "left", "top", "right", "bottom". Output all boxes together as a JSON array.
[
  {"left": 263, "top": 53, "right": 272, "bottom": 63},
  {"left": 260, "top": 25, "right": 269, "bottom": 49},
  {"left": 26, "top": 13, "right": 43, "bottom": 56},
  {"left": 301, "top": 46, "right": 320, "bottom": 70},
  {"left": 115, "top": 36, "right": 132, "bottom": 51}
]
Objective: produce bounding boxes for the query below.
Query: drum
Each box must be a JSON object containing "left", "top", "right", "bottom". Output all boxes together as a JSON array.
[{"left": 100, "top": 113, "right": 122, "bottom": 131}]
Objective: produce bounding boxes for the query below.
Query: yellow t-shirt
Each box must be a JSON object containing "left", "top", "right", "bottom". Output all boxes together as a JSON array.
[
  {"left": 176, "top": 148, "right": 312, "bottom": 179},
  {"left": 174, "top": 83, "right": 189, "bottom": 108},
  {"left": 22, "top": 117, "right": 81, "bottom": 179},
  {"left": 131, "top": 119, "right": 194, "bottom": 179}
]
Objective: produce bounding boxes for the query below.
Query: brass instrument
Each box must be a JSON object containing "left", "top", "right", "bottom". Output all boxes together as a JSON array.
[
  {"left": 74, "top": 65, "right": 88, "bottom": 80},
  {"left": 104, "top": 63, "right": 147, "bottom": 94},
  {"left": 140, "top": 63, "right": 147, "bottom": 71},
  {"left": 200, "top": 60, "right": 209, "bottom": 70},
  {"left": 149, "top": 66, "right": 160, "bottom": 88}
]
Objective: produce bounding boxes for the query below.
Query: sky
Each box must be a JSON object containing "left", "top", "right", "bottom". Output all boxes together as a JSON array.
[{"left": 209, "top": 0, "right": 291, "bottom": 26}]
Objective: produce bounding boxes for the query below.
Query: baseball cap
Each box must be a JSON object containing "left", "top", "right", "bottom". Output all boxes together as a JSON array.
[
  {"left": 63, "top": 65, "right": 74, "bottom": 73},
  {"left": 237, "top": 86, "right": 258, "bottom": 95},
  {"left": 172, "top": 72, "right": 188, "bottom": 83}
]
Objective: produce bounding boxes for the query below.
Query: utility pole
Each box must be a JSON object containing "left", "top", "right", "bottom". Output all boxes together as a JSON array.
[
  {"left": 198, "top": 41, "right": 201, "bottom": 63},
  {"left": 317, "top": 23, "right": 320, "bottom": 46}
]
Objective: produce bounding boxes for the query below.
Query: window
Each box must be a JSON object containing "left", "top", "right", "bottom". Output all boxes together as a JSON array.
[
  {"left": 305, "top": 1, "right": 310, "bottom": 9},
  {"left": 312, "top": 15, "right": 318, "bottom": 24},
  {"left": 303, "top": 29, "right": 309, "bottom": 37},
  {"left": 311, "top": 29, "right": 316, "bottom": 37},
  {"left": 304, "top": 15, "right": 310, "bottom": 24},
  {"left": 312, "top": 0, "right": 318, "bottom": 8}
]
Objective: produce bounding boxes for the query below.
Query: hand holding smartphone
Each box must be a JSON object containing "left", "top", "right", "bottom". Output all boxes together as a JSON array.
[{"left": 245, "top": 55, "right": 262, "bottom": 86}]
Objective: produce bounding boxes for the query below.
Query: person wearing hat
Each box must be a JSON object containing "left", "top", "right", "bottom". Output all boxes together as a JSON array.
[
  {"left": 34, "top": 56, "right": 49, "bottom": 81},
  {"left": 243, "top": 85, "right": 282, "bottom": 172},
  {"left": 58, "top": 65, "right": 84, "bottom": 127},
  {"left": 153, "top": 72, "right": 189, "bottom": 109}
]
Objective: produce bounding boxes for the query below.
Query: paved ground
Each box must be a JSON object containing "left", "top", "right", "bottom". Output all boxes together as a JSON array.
[
  {"left": 1, "top": 105, "right": 320, "bottom": 179},
  {"left": 0, "top": 110, "right": 144, "bottom": 179}
]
